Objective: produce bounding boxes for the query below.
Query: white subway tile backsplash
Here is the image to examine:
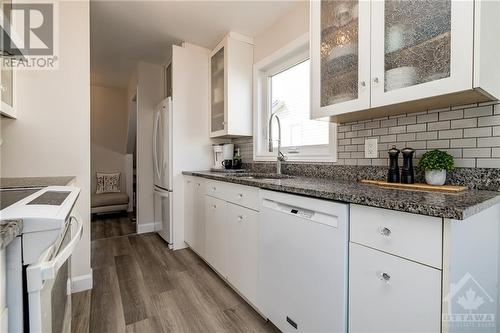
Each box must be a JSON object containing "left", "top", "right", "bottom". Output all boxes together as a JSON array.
[
  {"left": 439, "top": 109, "right": 464, "bottom": 121},
  {"left": 416, "top": 131, "right": 438, "bottom": 141},
  {"left": 478, "top": 137, "right": 500, "bottom": 147},
  {"left": 464, "top": 105, "right": 493, "bottom": 118},
  {"left": 450, "top": 138, "right": 476, "bottom": 148},
  {"left": 428, "top": 121, "right": 451, "bottom": 131},
  {"left": 464, "top": 127, "right": 492, "bottom": 138},
  {"left": 236, "top": 102, "right": 500, "bottom": 168},
  {"left": 417, "top": 113, "right": 439, "bottom": 123},
  {"left": 478, "top": 115, "right": 500, "bottom": 127},
  {"left": 477, "top": 159, "right": 500, "bottom": 168},
  {"left": 427, "top": 140, "right": 450, "bottom": 149},
  {"left": 450, "top": 118, "right": 477, "bottom": 129},
  {"left": 406, "top": 124, "right": 427, "bottom": 132},
  {"left": 463, "top": 148, "right": 491, "bottom": 158},
  {"left": 439, "top": 129, "right": 463, "bottom": 139}
]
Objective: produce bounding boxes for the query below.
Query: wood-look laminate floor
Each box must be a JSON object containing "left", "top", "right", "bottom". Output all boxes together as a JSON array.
[
  {"left": 72, "top": 232, "right": 279, "bottom": 333},
  {"left": 91, "top": 213, "right": 136, "bottom": 241}
]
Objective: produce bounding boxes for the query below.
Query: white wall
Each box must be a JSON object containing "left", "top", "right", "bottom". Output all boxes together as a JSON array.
[
  {"left": 253, "top": 1, "right": 309, "bottom": 63},
  {"left": 135, "top": 62, "right": 164, "bottom": 232},
  {"left": 0, "top": 1, "right": 91, "bottom": 289}
]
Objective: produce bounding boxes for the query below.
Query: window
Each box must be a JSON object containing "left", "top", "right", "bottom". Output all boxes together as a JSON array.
[{"left": 254, "top": 34, "right": 336, "bottom": 162}]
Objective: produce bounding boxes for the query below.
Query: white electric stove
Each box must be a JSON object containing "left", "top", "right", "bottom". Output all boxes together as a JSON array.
[{"left": 0, "top": 186, "right": 83, "bottom": 333}]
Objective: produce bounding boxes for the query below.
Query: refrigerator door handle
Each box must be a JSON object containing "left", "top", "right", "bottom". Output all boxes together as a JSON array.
[{"left": 153, "top": 111, "right": 161, "bottom": 181}]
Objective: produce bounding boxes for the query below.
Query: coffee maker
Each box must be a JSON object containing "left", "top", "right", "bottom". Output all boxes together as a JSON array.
[{"left": 212, "top": 144, "right": 224, "bottom": 170}]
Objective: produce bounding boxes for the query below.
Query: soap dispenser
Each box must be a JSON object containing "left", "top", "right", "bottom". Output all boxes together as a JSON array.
[
  {"left": 387, "top": 146, "right": 400, "bottom": 183},
  {"left": 401, "top": 147, "right": 415, "bottom": 184}
]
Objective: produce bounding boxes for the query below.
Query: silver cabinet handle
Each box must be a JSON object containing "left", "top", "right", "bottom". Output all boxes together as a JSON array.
[
  {"left": 212, "top": 187, "right": 216, "bottom": 191},
  {"left": 212, "top": 204, "right": 217, "bottom": 209},
  {"left": 373, "top": 77, "right": 379, "bottom": 85},
  {"left": 360, "top": 81, "right": 366, "bottom": 87},
  {"left": 237, "top": 215, "right": 243, "bottom": 221},
  {"left": 379, "top": 227, "right": 391, "bottom": 237},
  {"left": 379, "top": 272, "right": 391, "bottom": 282},
  {"left": 238, "top": 193, "right": 243, "bottom": 199}
]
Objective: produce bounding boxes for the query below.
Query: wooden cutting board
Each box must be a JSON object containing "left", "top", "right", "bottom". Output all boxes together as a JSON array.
[{"left": 360, "top": 179, "right": 468, "bottom": 193}]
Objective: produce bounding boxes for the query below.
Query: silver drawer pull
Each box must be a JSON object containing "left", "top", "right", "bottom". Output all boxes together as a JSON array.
[
  {"left": 212, "top": 204, "right": 217, "bottom": 209},
  {"left": 238, "top": 215, "right": 243, "bottom": 221},
  {"left": 238, "top": 193, "right": 243, "bottom": 199},
  {"left": 379, "top": 272, "right": 391, "bottom": 283},
  {"left": 379, "top": 227, "right": 391, "bottom": 237},
  {"left": 212, "top": 187, "right": 216, "bottom": 191}
]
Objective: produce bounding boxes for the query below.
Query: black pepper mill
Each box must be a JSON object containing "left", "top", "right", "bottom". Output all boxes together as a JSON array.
[
  {"left": 401, "top": 147, "right": 415, "bottom": 184},
  {"left": 387, "top": 146, "right": 400, "bottom": 183}
]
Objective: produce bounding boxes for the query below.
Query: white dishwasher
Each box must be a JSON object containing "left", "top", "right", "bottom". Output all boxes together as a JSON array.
[{"left": 258, "top": 190, "right": 348, "bottom": 333}]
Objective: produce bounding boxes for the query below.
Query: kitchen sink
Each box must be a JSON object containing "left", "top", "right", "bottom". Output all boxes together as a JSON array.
[{"left": 228, "top": 173, "right": 294, "bottom": 180}]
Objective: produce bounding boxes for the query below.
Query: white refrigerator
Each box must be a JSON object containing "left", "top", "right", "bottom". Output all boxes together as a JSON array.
[{"left": 153, "top": 97, "right": 173, "bottom": 246}]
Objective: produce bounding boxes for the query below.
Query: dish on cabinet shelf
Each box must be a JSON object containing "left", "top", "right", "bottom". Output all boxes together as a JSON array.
[
  {"left": 328, "top": 42, "right": 358, "bottom": 61},
  {"left": 385, "top": 24, "right": 415, "bottom": 53},
  {"left": 385, "top": 66, "right": 418, "bottom": 91},
  {"left": 423, "top": 71, "right": 449, "bottom": 82},
  {"left": 327, "top": 93, "right": 357, "bottom": 105}
]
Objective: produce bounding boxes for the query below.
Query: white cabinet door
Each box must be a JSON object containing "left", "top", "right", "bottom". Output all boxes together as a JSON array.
[
  {"left": 226, "top": 203, "right": 259, "bottom": 306},
  {"left": 349, "top": 243, "right": 441, "bottom": 333},
  {"left": 205, "top": 195, "right": 227, "bottom": 277},
  {"left": 311, "top": 0, "right": 371, "bottom": 118},
  {"left": 370, "top": 0, "right": 473, "bottom": 107},
  {"left": 192, "top": 179, "right": 206, "bottom": 257},
  {"left": 183, "top": 177, "right": 194, "bottom": 247}
]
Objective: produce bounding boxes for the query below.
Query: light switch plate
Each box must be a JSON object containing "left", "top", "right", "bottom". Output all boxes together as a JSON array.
[{"left": 365, "top": 138, "right": 378, "bottom": 158}]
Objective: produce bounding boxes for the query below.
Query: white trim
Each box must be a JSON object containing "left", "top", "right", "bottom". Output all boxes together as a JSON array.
[
  {"left": 137, "top": 222, "right": 156, "bottom": 234},
  {"left": 71, "top": 270, "right": 93, "bottom": 293},
  {"left": 253, "top": 33, "right": 337, "bottom": 163}
]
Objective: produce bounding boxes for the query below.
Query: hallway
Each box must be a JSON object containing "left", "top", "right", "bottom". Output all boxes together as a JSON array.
[{"left": 72, "top": 231, "right": 278, "bottom": 333}]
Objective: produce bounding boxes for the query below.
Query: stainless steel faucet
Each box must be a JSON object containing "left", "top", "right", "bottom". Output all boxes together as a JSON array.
[{"left": 268, "top": 112, "right": 286, "bottom": 174}]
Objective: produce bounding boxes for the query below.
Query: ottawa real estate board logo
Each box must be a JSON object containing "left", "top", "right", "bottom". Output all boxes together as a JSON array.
[{"left": 1, "top": 1, "right": 59, "bottom": 70}]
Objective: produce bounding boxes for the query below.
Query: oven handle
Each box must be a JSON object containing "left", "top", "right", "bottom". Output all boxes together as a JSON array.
[{"left": 26, "top": 214, "right": 83, "bottom": 292}]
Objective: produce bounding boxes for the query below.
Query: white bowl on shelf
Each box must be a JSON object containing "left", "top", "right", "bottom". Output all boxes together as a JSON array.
[
  {"left": 327, "top": 93, "right": 357, "bottom": 105},
  {"left": 328, "top": 42, "right": 358, "bottom": 61},
  {"left": 385, "top": 66, "right": 418, "bottom": 90}
]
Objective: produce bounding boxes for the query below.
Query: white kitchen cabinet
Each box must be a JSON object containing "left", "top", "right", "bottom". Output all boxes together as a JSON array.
[
  {"left": 226, "top": 203, "right": 259, "bottom": 306},
  {"left": 349, "top": 243, "right": 442, "bottom": 333},
  {"left": 184, "top": 176, "right": 206, "bottom": 256},
  {"left": 0, "top": 62, "right": 15, "bottom": 118},
  {"left": 204, "top": 195, "right": 227, "bottom": 277},
  {"left": 209, "top": 32, "right": 253, "bottom": 138},
  {"left": 311, "top": 0, "right": 500, "bottom": 122}
]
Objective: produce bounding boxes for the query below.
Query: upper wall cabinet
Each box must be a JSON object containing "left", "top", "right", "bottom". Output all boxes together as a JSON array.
[
  {"left": 0, "top": 62, "right": 15, "bottom": 119},
  {"left": 210, "top": 32, "right": 254, "bottom": 138},
  {"left": 311, "top": 0, "right": 500, "bottom": 123}
]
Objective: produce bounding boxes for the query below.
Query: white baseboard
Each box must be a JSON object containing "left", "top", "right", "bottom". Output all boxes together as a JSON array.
[
  {"left": 137, "top": 222, "right": 156, "bottom": 234},
  {"left": 71, "top": 270, "right": 93, "bottom": 293}
]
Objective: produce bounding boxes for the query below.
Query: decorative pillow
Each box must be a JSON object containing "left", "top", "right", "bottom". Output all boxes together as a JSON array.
[{"left": 96, "top": 172, "right": 121, "bottom": 194}]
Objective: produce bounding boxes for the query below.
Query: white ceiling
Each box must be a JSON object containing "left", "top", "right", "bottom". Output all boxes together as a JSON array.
[{"left": 91, "top": 0, "right": 300, "bottom": 88}]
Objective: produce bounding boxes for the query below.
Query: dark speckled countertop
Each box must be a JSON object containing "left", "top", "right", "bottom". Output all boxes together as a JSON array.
[
  {"left": 0, "top": 176, "right": 75, "bottom": 189},
  {"left": 183, "top": 171, "right": 500, "bottom": 220}
]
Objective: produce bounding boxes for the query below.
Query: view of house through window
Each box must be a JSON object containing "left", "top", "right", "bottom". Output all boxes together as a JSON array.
[{"left": 270, "top": 59, "right": 329, "bottom": 149}]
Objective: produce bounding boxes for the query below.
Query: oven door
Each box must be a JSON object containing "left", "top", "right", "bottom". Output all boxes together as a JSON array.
[{"left": 26, "top": 215, "right": 83, "bottom": 333}]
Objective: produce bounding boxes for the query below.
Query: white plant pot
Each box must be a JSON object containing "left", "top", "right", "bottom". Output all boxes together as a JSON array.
[{"left": 425, "top": 170, "right": 447, "bottom": 186}]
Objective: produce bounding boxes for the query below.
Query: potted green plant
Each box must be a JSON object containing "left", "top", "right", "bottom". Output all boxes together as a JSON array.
[{"left": 418, "top": 149, "right": 455, "bottom": 186}]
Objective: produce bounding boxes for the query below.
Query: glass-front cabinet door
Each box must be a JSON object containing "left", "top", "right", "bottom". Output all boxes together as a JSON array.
[
  {"left": 210, "top": 46, "right": 225, "bottom": 135},
  {"left": 311, "top": 0, "right": 370, "bottom": 119},
  {"left": 371, "top": 0, "right": 473, "bottom": 107}
]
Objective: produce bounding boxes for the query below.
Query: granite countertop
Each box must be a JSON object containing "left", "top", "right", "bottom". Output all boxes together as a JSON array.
[
  {"left": 0, "top": 176, "right": 75, "bottom": 189},
  {"left": 0, "top": 219, "right": 22, "bottom": 250},
  {"left": 183, "top": 171, "right": 500, "bottom": 220}
]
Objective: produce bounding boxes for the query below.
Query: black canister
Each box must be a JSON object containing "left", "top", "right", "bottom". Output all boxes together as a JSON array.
[
  {"left": 401, "top": 147, "right": 415, "bottom": 184},
  {"left": 387, "top": 146, "right": 400, "bottom": 183}
]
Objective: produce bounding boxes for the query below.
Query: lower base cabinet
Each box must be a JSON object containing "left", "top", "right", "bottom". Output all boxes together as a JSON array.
[
  {"left": 226, "top": 203, "right": 259, "bottom": 306},
  {"left": 349, "top": 243, "right": 442, "bottom": 333},
  {"left": 205, "top": 195, "right": 227, "bottom": 277}
]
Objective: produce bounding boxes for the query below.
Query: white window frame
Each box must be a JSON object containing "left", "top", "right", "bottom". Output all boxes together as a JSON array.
[{"left": 253, "top": 33, "right": 337, "bottom": 162}]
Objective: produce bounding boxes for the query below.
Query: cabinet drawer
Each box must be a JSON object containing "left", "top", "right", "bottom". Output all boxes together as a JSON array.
[
  {"left": 349, "top": 243, "right": 441, "bottom": 333},
  {"left": 205, "top": 180, "right": 229, "bottom": 200},
  {"left": 225, "top": 183, "right": 259, "bottom": 211},
  {"left": 350, "top": 204, "right": 442, "bottom": 268}
]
